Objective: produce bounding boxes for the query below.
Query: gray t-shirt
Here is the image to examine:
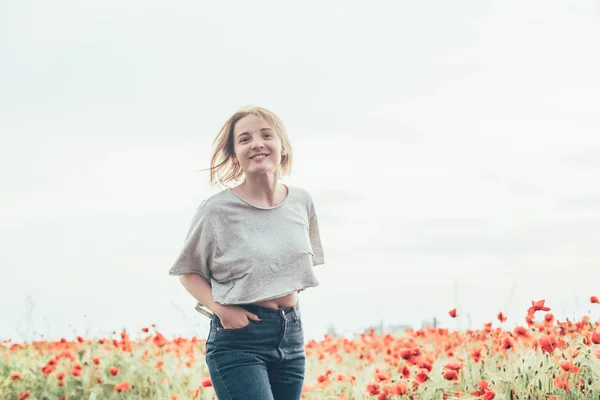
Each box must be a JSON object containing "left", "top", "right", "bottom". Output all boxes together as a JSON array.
[{"left": 168, "top": 184, "right": 325, "bottom": 305}]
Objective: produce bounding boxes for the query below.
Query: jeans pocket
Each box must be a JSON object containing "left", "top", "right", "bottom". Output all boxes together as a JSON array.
[{"left": 215, "top": 317, "right": 255, "bottom": 333}]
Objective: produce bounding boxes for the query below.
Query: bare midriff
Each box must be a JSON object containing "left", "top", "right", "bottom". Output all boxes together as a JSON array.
[{"left": 250, "top": 290, "right": 299, "bottom": 310}]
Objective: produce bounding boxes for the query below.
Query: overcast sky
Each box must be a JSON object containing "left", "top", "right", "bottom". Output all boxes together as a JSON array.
[{"left": 2, "top": 0, "right": 600, "bottom": 343}]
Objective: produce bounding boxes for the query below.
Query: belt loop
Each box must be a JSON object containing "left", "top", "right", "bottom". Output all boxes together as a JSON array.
[{"left": 252, "top": 305, "right": 260, "bottom": 318}]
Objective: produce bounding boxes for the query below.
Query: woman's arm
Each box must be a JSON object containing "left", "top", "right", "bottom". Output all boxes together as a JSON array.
[
  {"left": 179, "top": 273, "right": 261, "bottom": 327},
  {"left": 178, "top": 274, "right": 224, "bottom": 315}
]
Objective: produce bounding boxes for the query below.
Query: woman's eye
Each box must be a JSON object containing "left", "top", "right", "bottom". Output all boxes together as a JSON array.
[{"left": 239, "top": 133, "right": 271, "bottom": 143}]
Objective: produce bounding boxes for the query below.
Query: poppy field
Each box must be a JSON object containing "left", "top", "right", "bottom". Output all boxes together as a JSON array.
[{"left": 2, "top": 297, "right": 600, "bottom": 400}]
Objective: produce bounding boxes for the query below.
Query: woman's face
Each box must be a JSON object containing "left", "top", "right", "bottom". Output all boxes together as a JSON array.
[{"left": 232, "top": 114, "right": 286, "bottom": 177}]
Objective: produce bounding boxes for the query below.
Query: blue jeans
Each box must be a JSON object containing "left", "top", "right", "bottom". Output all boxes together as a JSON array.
[{"left": 205, "top": 301, "right": 306, "bottom": 400}]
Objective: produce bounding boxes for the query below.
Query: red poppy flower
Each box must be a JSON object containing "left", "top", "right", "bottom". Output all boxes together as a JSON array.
[
  {"left": 114, "top": 382, "right": 130, "bottom": 393},
  {"left": 530, "top": 299, "right": 551, "bottom": 312},
  {"left": 10, "top": 372, "right": 22, "bottom": 381},
  {"left": 554, "top": 375, "right": 570, "bottom": 392},
  {"left": 443, "top": 361, "right": 465, "bottom": 371},
  {"left": 394, "top": 381, "right": 408, "bottom": 395},
  {"left": 472, "top": 379, "right": 491, "bottom": 397},
  {"left": 367, "top": 383, "right": 380, "bottom": 396},
  {"left": 399, "top": 365, "right": 410, "bottom": 379},
  {"left": 414, "top": 369, "right": 429, "bottom": 385},
  {"left": 513, "top": 326, "right": 530, "bottom": 338},
  {"left": 470, "top": 347, "right": 483, "bottom": 363},
  {"left": 539, "top": 335, "right": 558, "bottom": 354},
  {"left": 502, "top": 336, "right": 516, "bottom": 350},
  {"left": 18, "top": 391, "right": 31, "bottom": 400},
  {"left": 482, "top": 391, "right": 496, "bottom": 400},
  {"left": 560, "top": 361, "right": 580, "bottom": 373},
  {"left": 443, "top": 369, "right": 459, "bottom": 381},
  {"left": 201, "top": 377, "right": 213, "bottom": 388}
]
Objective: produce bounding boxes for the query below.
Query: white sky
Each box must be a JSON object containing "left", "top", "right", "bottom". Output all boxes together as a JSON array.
[{"left": 2, "top": 0, "right": 600, "bottom": 342}]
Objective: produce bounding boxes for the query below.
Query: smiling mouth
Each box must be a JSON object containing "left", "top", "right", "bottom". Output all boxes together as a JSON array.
[{"left": 250, "top": 154, "right": 269, "bottom": 160}]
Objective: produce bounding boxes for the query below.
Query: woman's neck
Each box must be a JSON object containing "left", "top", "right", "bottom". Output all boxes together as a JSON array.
[{"left": 235, "top": 176, "right": 287, "bottom": 208}]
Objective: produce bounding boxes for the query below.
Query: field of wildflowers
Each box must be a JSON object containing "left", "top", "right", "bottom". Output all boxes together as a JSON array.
[{"left": 2, "top": 297, "right": 600, "bottom": 400}]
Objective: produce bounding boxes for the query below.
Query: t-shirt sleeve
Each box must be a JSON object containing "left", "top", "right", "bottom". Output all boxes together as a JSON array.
[
  {"left": 308, "top": 199, "right": 325, "bottom": 266},
  {"left": 168, "top": 200, "right": 213, "bottom": 281}
]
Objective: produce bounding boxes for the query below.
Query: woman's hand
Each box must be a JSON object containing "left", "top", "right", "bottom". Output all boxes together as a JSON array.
[{"left": 214, "top": 304, "right": 261, "bottom": 329}]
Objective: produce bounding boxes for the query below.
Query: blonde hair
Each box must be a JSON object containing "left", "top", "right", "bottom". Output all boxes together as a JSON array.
[{"left": 206, "top": 106, "right": 293, "bottom": 187}]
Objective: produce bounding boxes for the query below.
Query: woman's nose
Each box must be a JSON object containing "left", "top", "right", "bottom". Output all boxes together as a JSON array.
[{"left": 251, "top": 138, "right": 265, "bottom": 148}]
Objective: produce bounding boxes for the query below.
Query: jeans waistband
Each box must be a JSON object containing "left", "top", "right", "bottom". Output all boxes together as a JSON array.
[{"left": 237, "top": 301, "right": 300, "bottom": 319}]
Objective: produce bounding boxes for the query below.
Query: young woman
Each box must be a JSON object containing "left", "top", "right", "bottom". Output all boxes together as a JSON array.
[{"left": 168, "top": 106, "right": 325, "bottom": 400}]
